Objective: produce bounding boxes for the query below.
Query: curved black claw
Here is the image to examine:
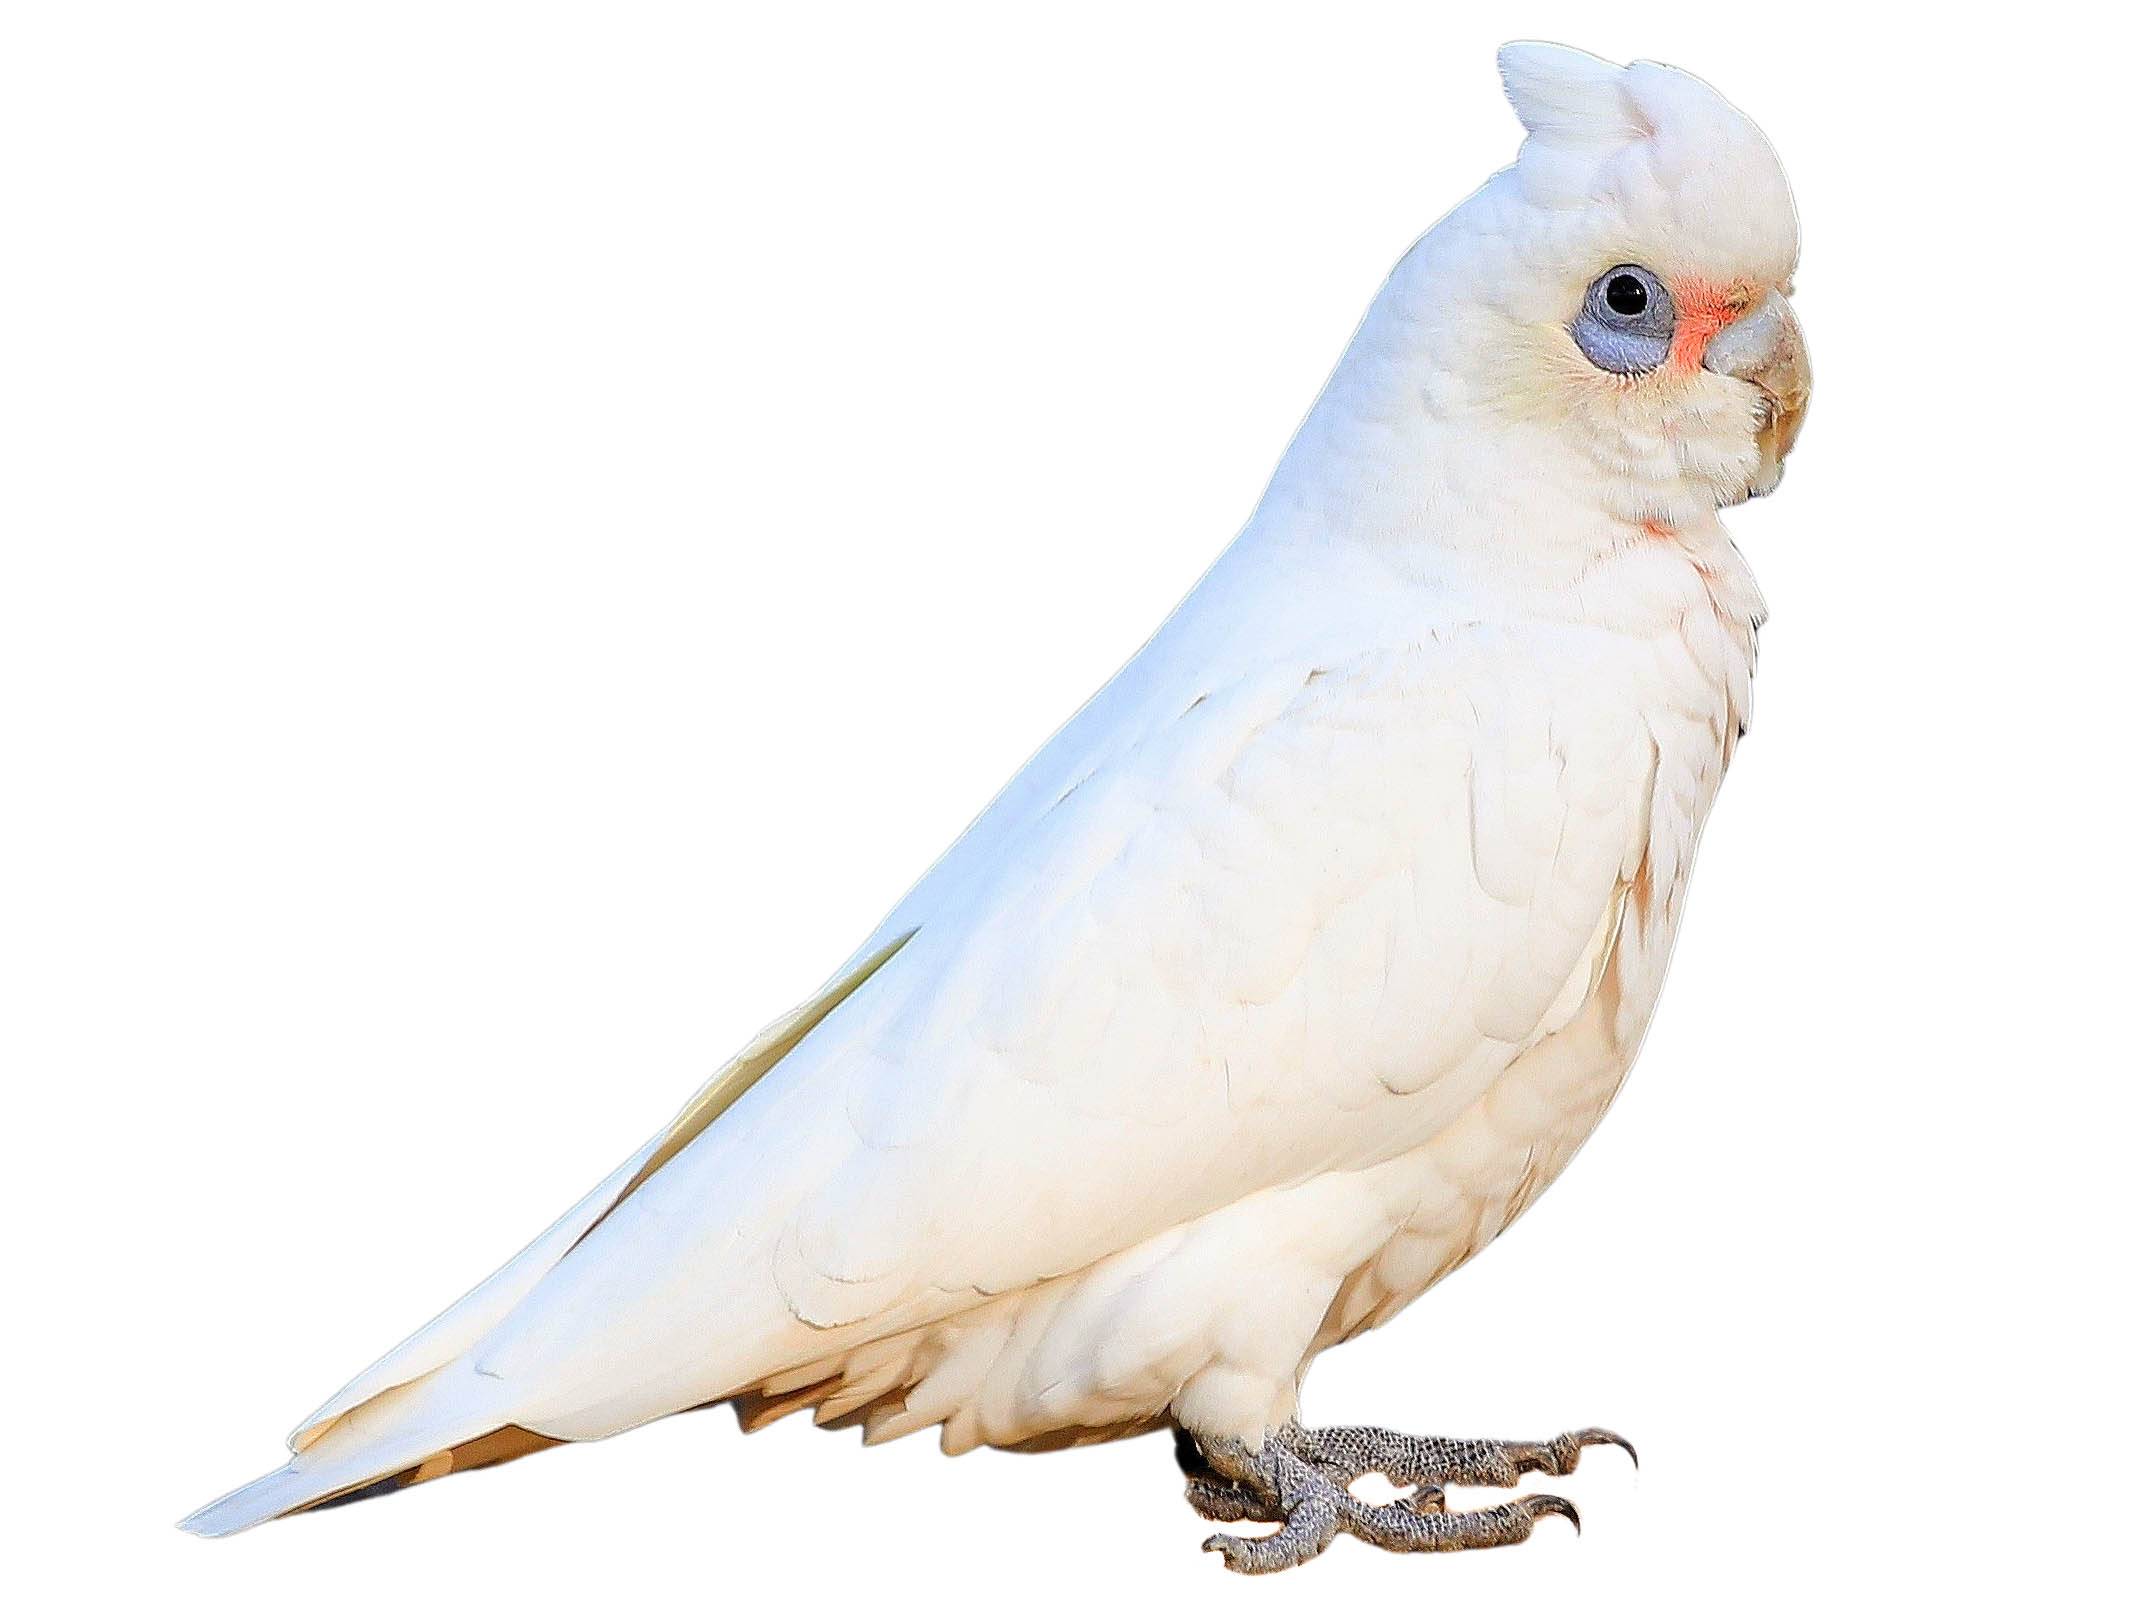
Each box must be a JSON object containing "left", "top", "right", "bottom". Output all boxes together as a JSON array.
[
  {"left": 1577, "top": 1426, "right": 1639, "bottom": 1469},
  {"left": 1536, "top": 1426, "right": 1637, "bottom": 1477},
  {"left": 1524, "top": 1493, "right": 1582, "bottom": 1535}
]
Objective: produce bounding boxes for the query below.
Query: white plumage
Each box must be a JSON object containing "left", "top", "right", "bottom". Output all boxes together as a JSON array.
[{"left": 184, "top": 42, "right": 1806, "bottom": 1537}]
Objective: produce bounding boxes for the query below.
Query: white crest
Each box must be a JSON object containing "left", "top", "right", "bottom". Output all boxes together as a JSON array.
[{"left": 1495, "top": 41, "right": 1645, "bottom": 148}]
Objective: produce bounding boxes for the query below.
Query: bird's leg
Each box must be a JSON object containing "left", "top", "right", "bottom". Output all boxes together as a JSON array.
[{"left": 1184, "top": 1420, "right": 1627, "bottom": 1574}]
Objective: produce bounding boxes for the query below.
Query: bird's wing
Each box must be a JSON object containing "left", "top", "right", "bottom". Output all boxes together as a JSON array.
[{"left": 467, "top": 611, "right": 1661, "bottom": 1440}]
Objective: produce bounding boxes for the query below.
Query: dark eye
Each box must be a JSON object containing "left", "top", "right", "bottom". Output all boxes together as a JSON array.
[
  {"left": 1573, "top": 264, "right": 1674, "bottom": 375},
  {"left": 1603, "top": 272, "right": 1649, "bottom": 317}
]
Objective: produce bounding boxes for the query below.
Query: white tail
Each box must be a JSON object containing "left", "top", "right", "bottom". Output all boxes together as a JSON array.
[
  {"left": 179, "top": 1360, "right": 532, "bottom": 1537},
  {"left": 183, "top": 939, "right": 922, "bottom": 1535}
]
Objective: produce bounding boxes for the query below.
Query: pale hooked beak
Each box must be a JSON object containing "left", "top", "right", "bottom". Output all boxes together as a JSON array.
[{"left": 1703, "top": 289, "right": 1810, "bottom": 499}]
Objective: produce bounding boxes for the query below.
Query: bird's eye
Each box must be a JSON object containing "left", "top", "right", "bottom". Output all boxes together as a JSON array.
[
  {"left": 1603, "top": 273, "right": 1649, "bottom": 317},
  {"left": 1573, "top": 264, "right": 1674, "bottom": 375}
]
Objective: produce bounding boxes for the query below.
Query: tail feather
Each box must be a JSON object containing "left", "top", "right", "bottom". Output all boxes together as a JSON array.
[
  {"left": 283, "top": 1148, "right": 656, "bottom": 1454},
  {"left": 275, "top": 936, "right": 913, "bottom": 1458},
  {"left": 180, "top": 1362, "right": 531, "bottom": 1537}
]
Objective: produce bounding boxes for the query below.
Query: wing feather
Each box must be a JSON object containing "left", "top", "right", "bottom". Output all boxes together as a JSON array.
[{"left": 462, "top": 621, "right": 1658, "bottom": 1442}]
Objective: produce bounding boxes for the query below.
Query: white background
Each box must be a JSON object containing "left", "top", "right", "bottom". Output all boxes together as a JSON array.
[{"left": 5, "top": 2, "right": 2147, "bottom": 1609}]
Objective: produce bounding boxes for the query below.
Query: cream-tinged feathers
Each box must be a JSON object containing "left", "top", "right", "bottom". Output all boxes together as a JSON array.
[{"left": 184, "top": 43, "right": 1806, "bottom": 1535}]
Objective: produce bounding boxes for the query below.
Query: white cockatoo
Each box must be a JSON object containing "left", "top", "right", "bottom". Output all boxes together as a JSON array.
[{"left": 185, "top": 43, "right": 1808, "bottom": 1571}]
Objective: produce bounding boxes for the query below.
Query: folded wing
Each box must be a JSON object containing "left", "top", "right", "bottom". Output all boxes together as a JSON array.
[{"left": 462, "top": 619, "right": 1658, "bottom": 1445}]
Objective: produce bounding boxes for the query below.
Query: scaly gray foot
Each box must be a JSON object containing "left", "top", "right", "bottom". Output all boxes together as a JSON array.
[
  {"left": 1286, "top": 1420, "right": 1635, "bottom": 1494},
  {"left": 1179, "top": 1420, "right": 1631, "bottom": 1573}
]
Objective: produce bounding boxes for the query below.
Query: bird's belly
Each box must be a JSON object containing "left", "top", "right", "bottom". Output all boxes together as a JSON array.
[
  {"left": 1314, "top": 943, "right": 1648, "bottom": 1352},
  {"left": 812, "top": 907, "right": 1669, "bottom": 1458},
  {"left": 1298, "top": 720, "right": 1713, "bottom": 1362}
]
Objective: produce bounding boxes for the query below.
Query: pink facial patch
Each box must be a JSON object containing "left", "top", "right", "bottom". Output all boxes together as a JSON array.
[{"left": 1670, "top": 279, "right": 1755, "bottom": 373}]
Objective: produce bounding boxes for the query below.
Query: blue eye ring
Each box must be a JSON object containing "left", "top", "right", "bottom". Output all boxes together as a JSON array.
[{"left": 1572, "top": 263, "right": 1674, "bottom": 375}]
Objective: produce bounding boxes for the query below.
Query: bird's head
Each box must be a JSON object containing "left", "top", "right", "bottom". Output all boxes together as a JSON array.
[{"left": 1396, "top": 45, "right": 1808, "bottom": 521}]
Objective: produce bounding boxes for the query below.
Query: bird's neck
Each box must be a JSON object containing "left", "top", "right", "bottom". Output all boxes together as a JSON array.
[{"left": 1247, "top": 291, "right": 1751, "bottom": 622}]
